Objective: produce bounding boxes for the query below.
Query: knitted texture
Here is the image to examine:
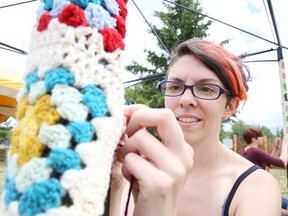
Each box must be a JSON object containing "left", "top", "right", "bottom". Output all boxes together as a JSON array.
[{"left": 0, "top": 0, "right": 127, "bottom": 215}]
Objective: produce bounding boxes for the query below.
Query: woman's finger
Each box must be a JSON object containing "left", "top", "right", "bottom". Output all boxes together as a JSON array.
[
  {"left": 125, "top": 107, "right": 185, "bottom": 152},
  {"left": 122, "top": 128, "right": 192, "bottom": 175}
]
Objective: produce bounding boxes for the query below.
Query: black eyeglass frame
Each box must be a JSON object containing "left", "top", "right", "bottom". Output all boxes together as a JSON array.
[{"left": 157, "top": 80, "right": 230, "bottom": 100}]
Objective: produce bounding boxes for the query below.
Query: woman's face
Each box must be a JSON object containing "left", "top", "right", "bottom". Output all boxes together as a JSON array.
[
  {"left": 256, "top": 136, "right": 264, "bottom": 146},
  {"left": 165, "top": 55, "right": 238, "bottom": 144}
]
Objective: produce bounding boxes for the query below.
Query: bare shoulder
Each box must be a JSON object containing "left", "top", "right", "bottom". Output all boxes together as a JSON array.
[
  {"left": 221, "top": 147, "right": 282, "bottom": 215},
  {"left": 232, "top": 168, "right": 282, "bottom": 216},
  {"left": 242, "top": 168, "right": 281, "bottom": 192}
]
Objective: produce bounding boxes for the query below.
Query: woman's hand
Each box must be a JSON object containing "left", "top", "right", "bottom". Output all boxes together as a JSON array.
[
  {"left": 109, "top": 117, "right": 128, "bottom": 216},
  {"left": 121, "top": 104, "right": 194, "bottom": 216},
  {"left": 273, "top": 137, "right": 281, "bottom": 149},
  {"left": 111, "top": 129, "right": 128, "bottom": 191}
]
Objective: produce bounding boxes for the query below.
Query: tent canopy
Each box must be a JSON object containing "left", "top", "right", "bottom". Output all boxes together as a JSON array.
[{"left": 0, "top": 68, "right": 23, "bottom": 122}]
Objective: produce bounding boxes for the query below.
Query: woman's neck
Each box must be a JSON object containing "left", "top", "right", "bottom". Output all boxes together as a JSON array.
[
  {"left": 191, "top": 140, "right": 224, "bottom": 169},
  {"left": 245, "top": 142, "right": 258, "bottom": 150}
]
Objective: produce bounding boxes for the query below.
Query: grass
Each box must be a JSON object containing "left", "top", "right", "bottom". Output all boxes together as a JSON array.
[{"left": 269, "top": 167, "right": 288, "bottom": 198}]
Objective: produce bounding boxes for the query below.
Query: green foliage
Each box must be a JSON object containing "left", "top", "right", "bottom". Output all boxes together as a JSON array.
[
  {"left": 125, "top": 84, "right": 164, "bottom": 108},
  {"left": 220, "top": 124, "right": 230, "bottom": 142},
  {"left": 274, "top": 127, "right": 283, "bottom": 138},
  {"left": 227, "top": 120, "right": 282, "bottom": 141},
  {"left": 229, "top": 119, "right": 247, "bottom": 141},
  {"left": 260, "top": 126, "right": 274, "bottom": 139},
  {"left": 0, "top": 127, "right": 12, "bottom": 143},
  {"left": 125, "top": 0, "right": 212, "bottom": 108}
]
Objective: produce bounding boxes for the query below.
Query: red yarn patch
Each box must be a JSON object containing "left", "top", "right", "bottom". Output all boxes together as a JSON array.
[
  {"left": 101, "top": 27, "right": 125, "bottom": 52},
  {"left": 115, "top": 0, "right": 128, "bottom": 20},
  {"left": 37, "top": 12, "right": 52, "bottom": 32},
  {"left": 58, "top": 4, "right": 88, "bottom": 27},
  {"left": 114, "top": 15, "right": 126, "bottom": 38}
]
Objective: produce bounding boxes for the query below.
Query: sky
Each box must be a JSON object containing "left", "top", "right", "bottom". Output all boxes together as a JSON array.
[{"left": 0, "top": 0, "right": 287, "bottom": 133}]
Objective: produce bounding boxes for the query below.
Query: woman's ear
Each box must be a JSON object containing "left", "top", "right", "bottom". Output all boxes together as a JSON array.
[
  {"left": 222, "top": 97, "right": 240, "bottom": 120},
  {"left": 251, "top": 137, "right": 257, "bottom": 142}
]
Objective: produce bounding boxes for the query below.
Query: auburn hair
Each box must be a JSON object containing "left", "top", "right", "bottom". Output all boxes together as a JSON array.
[
  {"left": 167, "top": 38, "right": 250, "bottom": 102},
  {"left": 242, "top": 128, "right": 263, "bottom": 144}
]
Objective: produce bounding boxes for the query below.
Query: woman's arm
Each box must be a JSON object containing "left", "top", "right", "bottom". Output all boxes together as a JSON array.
[
  {"left": 235, "top": 169, "right": 282, "bottom": 216},
  {"left": 110, "top": 116, "right": 131, "bottom": 216},
  {"left": 271, "top": 137, "right": 281, "bottom": 157},
  {"left": 109, "top": 146, "right": 128, "bottom": 216}
]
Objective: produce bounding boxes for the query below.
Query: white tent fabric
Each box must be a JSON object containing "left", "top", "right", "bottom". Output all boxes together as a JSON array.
[{"left": 0, "top": 67, "right": 23, "bottom": 119}]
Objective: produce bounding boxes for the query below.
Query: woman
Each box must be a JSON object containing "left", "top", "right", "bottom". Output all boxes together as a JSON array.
[
  {"left": 110, "top": 38, "right": 282, "bottom": 216},
  {"left": 241, "top": 127, "right": 288, "bottom": 215},
  {"left": 241, "top": 127, "right": 287, "bottom": 170}
]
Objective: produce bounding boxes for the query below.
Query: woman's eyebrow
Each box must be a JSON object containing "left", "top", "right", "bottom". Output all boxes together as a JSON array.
[
  {"left": 168, "top": 77, "right": 183, "bottom": 82},
  {"left": 196, "top": 78, "right": 219, "bottom": 83},
  {"left": 168, "top": 77, "right": 219, "bottom": 83}
]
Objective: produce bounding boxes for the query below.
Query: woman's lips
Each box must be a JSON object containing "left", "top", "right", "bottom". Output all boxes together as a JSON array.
[{"left": 177, "top": 117, "right": 200, "bottom": 123}]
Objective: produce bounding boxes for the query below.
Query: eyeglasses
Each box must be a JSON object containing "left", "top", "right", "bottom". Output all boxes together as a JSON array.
[{"left": 158, "top": 81, "right": 230, "bottom": 100}]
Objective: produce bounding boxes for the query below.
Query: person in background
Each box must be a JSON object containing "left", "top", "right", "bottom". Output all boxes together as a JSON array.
[
  {"left": 110, "top": 38, "right": 283, "bottom": 216},
  {"left": 242, "top": 127, "right": 288, "bottom": 215}
]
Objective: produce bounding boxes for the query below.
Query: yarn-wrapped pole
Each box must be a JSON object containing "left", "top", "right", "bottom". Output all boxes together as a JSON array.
[{"left": 0, "top": 0, "right": 128, "bottom": 215}]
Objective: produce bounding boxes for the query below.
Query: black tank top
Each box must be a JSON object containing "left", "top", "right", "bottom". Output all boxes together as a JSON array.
[{"left": 222, "top": 164, "right": 261, "bottom": 216}]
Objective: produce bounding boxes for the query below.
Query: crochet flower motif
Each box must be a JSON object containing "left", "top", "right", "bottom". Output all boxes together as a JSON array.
[{"left": 37, "top": 0, "right": 127, "bottom": 52}]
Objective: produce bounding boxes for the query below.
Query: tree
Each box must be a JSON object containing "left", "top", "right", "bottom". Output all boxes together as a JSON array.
[
  {"left": 260, "top": 126, "right": 274, "bottom": 140},
  {"left": 125, "top": 0, "right": 212, "bottom": 108},
  {"left": 229, "top": 120, "right": 277, "bottom": 141},
  {"left": 229, "top": 119, "right": 248, "bottom": 141},
  {"left": 0, "top": 127, "right": 12, "bottom": 144},
  {"left": 274, "top": 127, "right": 283, "bottom": 138}
]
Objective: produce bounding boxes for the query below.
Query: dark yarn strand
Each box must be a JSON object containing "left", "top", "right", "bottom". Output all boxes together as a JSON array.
[{"left": 124, "top": 176, "right": 135, "bottom": 216}]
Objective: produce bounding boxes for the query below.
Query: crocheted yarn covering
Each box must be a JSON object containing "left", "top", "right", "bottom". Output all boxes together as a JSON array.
[{"left": 0, "top": 0, "right": 128, "bottom": 215}]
